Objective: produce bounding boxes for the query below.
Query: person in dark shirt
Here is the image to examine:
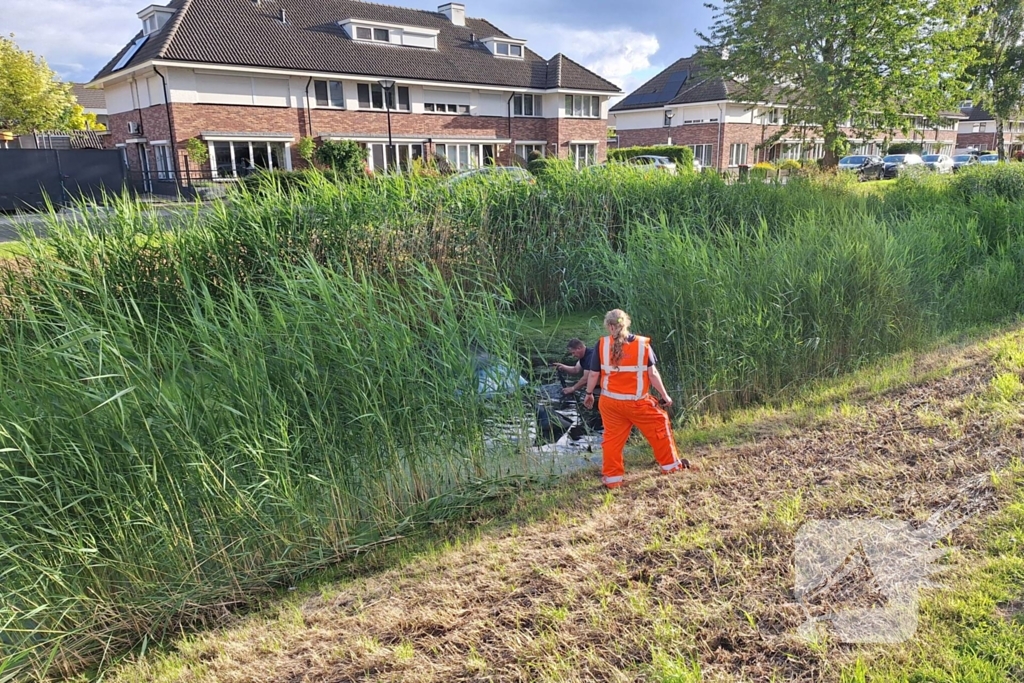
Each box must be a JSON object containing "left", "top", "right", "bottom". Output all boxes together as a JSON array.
[{"left": 552, "top": 338, "right": 596, "bottom": 396}]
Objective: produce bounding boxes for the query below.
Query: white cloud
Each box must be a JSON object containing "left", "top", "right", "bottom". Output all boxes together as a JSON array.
[
  {"left": 521, "top": 25, "right": 661, "bottom": 90},
  {"left": 5, "top": 0, "right": 141, "bottom": 82}
]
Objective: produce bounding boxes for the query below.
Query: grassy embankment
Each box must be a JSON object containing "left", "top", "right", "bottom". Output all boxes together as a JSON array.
[
  {"left": 3, "top": 164, "right": 1024, "bottom": 679},
  {"left": 99, "top": 323, "right": 1024, "bottom": 682}
]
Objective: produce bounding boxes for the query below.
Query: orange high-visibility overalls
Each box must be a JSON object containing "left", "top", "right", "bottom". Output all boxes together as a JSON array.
[{"left": 597, "top": 335, "right": 682, "bottom": 488}]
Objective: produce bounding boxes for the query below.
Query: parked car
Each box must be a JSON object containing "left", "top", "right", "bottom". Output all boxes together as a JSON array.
[
  {"left": 951, "top": 154, "right": 979, "bottom": 172},
  {"left": 922, "top": 154, "right": 955, "bottom": 174},
  {"left": 838, "top": 155, "right": 885, "bottom": 181},
  {"left": 445, "top": 166, "right": 536, "bottom": 186},
  {"left": 626, "top": 155, "right": 677, "bottom": 174},
  {"left": 882, "top": 154, "right": 925, "bottom": 179},
  {"left": 979, "top": 153, "right": 1001, "bottom": 165}
]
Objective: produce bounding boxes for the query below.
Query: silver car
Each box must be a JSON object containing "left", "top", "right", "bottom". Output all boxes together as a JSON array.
[
  {"left": 979, "top": 153, "right": 1000, "bottom": 165},
  {"left": 922, "top": 154, "right": 954, "bottom": 174},
  {"left": 627, "top": 155, "right": 678, "bottom": 174}
]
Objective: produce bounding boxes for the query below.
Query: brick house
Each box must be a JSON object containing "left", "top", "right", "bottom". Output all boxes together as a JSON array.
[
  {"left": 611, "top": 55, "right": 963, "bottom": 171},
  {"left": 955, "top": 104, "right": 1024, "bottom": 155},
  {"left": 87, "top": 0, "right": 620, "bottom": 183}
]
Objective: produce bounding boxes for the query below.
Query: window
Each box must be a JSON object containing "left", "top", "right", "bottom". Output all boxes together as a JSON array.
[
  {"left": 565, "top": 95, "right": 601, "bottom": 118},
  {"left": 689, "top": 144, "right": 713, "bottom": 168},
  {"left": 209, "top": 140, "right": 291, "bottom": 178},
  {"left": 763, "top": 108, "right": 783, "bottom": 125},
  {"left": 802, "top": 143, "right": 824, "bottom": 161},
  {"left": 664, "top": 111, "right": 673, "bottom": 127},
  {"left": 435, "top": 143, "right": 494, "bottom": 170},
  {"left": 364, "top": 143, "right": 424, "bottom": 173},
  {"left": 570, "top": 143, "right": 597, "bottom": 169},
  {"left": 358, "top": 84, "right": 410, "bottom": 111},
  {"left": 515, "top": 143, "right": 545, "bottom": 160},
  {"left": 495, "top": 42, "right": 523, "bottom": 58},
  {"left": 513, "top": 94, "right": 542, "bottom": 117},
  {"left": 729, "top": 143, "right": 748, "bottom": 167},
  {"left": 972, "top": 122, "right": 983, "bottom": 133},
  {"left": 424, "top": 102, "right": 470, "bottom": 114},
  {"left": 777, "top": 142, "right": 801, "bottom": 160},
  {"left": 143, "top": 15, "right": 159, "bottom": 35},
  {"left": 353, "top": 25, "right": 391, "bottom": 42},
  {"left": 153, "top": 144, "right": 173, "bottom": 180},
  {"left": 314, "top": 80, "right": 345, "bottom": 108}
]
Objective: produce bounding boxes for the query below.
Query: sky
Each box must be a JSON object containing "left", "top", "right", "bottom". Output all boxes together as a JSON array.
[{"left": 2, "top": 0, "right": 715, "bottom": 94}]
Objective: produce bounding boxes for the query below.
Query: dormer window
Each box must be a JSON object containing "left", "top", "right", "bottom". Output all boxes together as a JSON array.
[
  {"left": 340, "top": 19, "right": 439, "bottom": 49},
  {"left": 482, "top": 37, "right": 527, "bottom": 59},
  {"left": 137, "top": 4, "right": 175, "bottom": 36}
]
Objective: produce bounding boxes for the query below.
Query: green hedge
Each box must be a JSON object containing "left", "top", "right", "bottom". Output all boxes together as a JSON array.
[
  {"left": 608, "top": 145, "right": 695, "bottom": 171},
  {"left": 886, "top": 142, "right": 923, "bottom": 155}
]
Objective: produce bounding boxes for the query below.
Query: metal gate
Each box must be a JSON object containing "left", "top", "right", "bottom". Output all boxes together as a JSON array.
[{"left": 0, "top": 149, "right": 127, "bottom": 211}]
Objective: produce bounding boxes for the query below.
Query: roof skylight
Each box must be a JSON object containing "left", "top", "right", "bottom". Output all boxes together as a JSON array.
[{"left": 113, "top": 35, "right": 148, "bottom": 71}]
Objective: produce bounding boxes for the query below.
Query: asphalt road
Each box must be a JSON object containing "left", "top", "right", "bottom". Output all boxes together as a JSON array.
[{"left": 0, "top": 206, "right": 200, "bottom": 242}]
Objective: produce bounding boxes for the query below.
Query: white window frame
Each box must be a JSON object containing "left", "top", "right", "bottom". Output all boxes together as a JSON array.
[
  {"left": 353, "top": 25, "right": 392, "bottom": 43},
  {"left": 494, "top": 42, "right": 524, "bottom": 59},
  {"left": 435, "top": 143, "right": 496, "bottom": 170},
  {"left": 565, "top": 95, "right": 601, "bottom": 119},
  {"left": 513, "top": 94, "right": 542, "bottom": 117},
  {"left": 365, "top": 142, "right": 424, "bottom": 173},
  {"left": 358, "top": 83, "right": 410, "bottom": 112},
  {"left": 313, "top": 80, "right": 345, "bottom": 109},
  {"left": 570, "top": 143, "right": 597, "bottom": 169},
  {"left": 515, "top": 142, "right": 545, "bottom": 159},
  {"left": 664, "top": 111, "right": 673, "bottom": 127},
  {"left": 689, "top": 144, "right": 714, "bottom": 168},
  {"left": 424, "top": 102, "right": 470, "bottom": 115},
  {"left": 729, "top": 143, "right": 748, "bottom": 167},
  {"left": 208, "top": 140, "right": 292, "bottom": 179},
  {"left": 152, "top": 143, "right": 173, "bottom": 180}
]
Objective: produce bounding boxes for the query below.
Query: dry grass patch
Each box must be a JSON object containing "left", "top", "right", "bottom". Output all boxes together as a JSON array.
[{"left": 105, "top": 328, "right": 1024, "bottom": 682}]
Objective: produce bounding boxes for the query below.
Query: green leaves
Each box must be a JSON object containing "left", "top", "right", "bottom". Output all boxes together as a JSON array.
[{"left": 0, "top": 34, "right": 78, "bottom": 134}]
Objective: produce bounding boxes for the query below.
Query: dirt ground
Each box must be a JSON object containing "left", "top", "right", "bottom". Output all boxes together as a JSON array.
[{"left": 110, "top": 330, "right": 1024, "bottom": 682}]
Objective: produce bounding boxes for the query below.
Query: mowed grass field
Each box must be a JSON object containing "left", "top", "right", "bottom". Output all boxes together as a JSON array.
[
  {"left": 100, "top": 324, "right": 1024, "bottom": 683},
  {"left": 4, "top": 163, "right": 1024, "bottom": 679}
]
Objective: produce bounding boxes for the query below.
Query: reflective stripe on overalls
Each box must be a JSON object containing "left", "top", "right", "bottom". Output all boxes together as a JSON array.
[{"left": 600, "top": 336, "right": 649, "bottom": 401}]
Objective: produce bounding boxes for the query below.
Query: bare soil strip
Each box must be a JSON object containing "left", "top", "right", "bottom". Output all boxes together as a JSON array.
[{"left": 112, "top": 331, "right": 1024, "bottom": 682}]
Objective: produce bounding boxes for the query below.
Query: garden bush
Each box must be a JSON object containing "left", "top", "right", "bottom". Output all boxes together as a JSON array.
[{"left": 608, "top": 145, "right": 695, "bottom": 171}]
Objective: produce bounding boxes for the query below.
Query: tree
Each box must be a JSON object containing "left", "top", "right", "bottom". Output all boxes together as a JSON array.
[
  {"left": 0, "top": 34, "right": 78, "bottom": 133},
  {"left": 296, "top": 136, "right": 316, "bottom": 165},
  {"left": 970, "top": 0, "right": 1024, "bottom": 160},
  {"left": 64, "top": 104, "right": 107, "bottom": 132},
  {"left": 314, "top": 140, "right": 367, "bottom": 180},
  {"left": 700, "top": 0, "right": 983, "bottom": 167}
]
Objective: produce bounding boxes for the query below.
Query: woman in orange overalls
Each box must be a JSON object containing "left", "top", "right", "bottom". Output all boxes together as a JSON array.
[{"left": 583, "top": 309, "right": 686, "bottom": 488}]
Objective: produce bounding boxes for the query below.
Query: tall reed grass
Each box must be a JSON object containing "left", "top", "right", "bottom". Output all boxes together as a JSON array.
[{"left": 2, "top": 164, "right": 1024, "bottom": 678}]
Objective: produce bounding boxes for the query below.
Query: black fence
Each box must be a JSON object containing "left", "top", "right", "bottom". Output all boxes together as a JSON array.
[{"left": 0, "top": 149, "right": 128, "bottom": 212}]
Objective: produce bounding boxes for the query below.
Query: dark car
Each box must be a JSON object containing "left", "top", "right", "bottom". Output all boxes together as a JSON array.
[
  {"left": 838, "top": 155, "right": 885, "bottom": 181},
  {"left": 882, "top": 154, "right": 925, "bottom": 179}
]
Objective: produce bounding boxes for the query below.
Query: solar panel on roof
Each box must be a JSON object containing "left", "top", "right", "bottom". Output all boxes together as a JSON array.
[{"left": 113, "top": 36, "right": 148, "bottom": 71}]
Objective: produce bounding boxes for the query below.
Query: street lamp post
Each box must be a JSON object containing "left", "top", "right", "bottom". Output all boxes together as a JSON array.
[
  {"left": 378, "top": 79, "right": 395, "bottom": 172},
  {"left": 665, "top": 109, "right": 674, "bottom": 145}
]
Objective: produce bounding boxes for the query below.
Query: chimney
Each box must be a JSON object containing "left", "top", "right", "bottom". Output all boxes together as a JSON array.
[
  {"left": 279, "top": 7, "right": 287, "bottom": 23},
  {"left": 439, "top": 3, "right": 465, "bottom": 26}
]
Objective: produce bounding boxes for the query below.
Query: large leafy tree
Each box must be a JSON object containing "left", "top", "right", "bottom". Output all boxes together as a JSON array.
[
  {"left": 0, "top": 34, "right": 78, "bottom": 134},
  {"left": 970, "top": 0, "right": 1024, "bottom": 159},
  {"left": 700, "top": 0, "right": 983, "bottom": 167}
]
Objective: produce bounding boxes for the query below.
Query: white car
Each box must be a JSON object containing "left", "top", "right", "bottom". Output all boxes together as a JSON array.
[
  {"left": 882, "top": 154, "right": 925, "bottom": 179},
  {"left": 627, "top": 155, "right": 678, "bottom": 175},
  {"left": 979, "top": 153, "right": 1000, "bottom": 165},
  {"left": 922, "top": 154, "right": 954, "bottom": 173}
]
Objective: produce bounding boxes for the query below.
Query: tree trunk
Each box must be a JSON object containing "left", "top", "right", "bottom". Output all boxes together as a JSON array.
[
  {"left": 822, "top": 128, "right": 840, "bottom": 169},
  {"left": 997, "top": 119, "right": 1006, "bottom": 160}
]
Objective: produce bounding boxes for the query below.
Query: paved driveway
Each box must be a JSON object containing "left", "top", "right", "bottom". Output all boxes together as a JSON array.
[{"left": 0, "top": 206, "right": 202, "bottom": 243}]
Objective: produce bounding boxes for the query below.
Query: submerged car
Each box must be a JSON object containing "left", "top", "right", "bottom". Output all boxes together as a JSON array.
[
  {"left": 882, "top": 154, "right": 925, "bottom": 179},
  {"left": 922, "top": 154, "right": 954, "bottom": 174},
  {"left": 838, "top": 155, "right": 885, "bottom": 180}
]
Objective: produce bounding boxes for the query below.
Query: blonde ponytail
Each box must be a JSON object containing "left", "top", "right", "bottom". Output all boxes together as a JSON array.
[{"left": 604, "top": 309, "right": 632, "bottom": 364}]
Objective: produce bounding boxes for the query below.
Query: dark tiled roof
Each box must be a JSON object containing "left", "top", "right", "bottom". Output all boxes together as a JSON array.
[
  {"left": 611, "top": 55, "right": 743, "bottom": 112},
  {"left": 93, "top": 0, "right": 619, "bottom": 93},
  {"left": 964, "top": 106, "right": 994, "bottom": 122},
  {"left": 71, "top": 83, "right": 107, "bottom": 110}
]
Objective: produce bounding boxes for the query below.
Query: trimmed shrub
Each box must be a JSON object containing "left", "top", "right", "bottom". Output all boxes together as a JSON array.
[
  {"left": 609, "top": 145, "right": 695, "bottom": 171},
  {"left": 886, "top": 142, "right": 923, "bottom": 155}
]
